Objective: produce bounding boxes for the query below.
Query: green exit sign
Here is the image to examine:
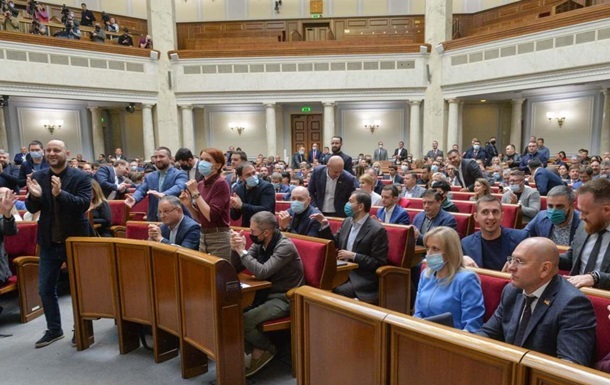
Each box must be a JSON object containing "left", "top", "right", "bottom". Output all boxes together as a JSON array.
[
  {"left": 312, "top": 14, "right": 322, "bottom": 18},
  {"left": 301, "top": 107, "right": 312, "bottom": 112}
]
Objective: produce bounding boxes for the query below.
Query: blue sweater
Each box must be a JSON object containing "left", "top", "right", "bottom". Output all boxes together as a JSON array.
[{"left": 414, "top": 269, "right": 485, "bottom": 332}]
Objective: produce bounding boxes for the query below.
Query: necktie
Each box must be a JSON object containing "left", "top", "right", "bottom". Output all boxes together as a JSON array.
[
  {"left": 584, "top": 230, "right": 607, "bottom": 273},
  {"left": 514, "top": 295, "right": 536, "bottom": 346}
]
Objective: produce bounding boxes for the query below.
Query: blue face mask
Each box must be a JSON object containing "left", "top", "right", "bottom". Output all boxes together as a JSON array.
[
  {"left": 272, "top": 182, "right": 280, "bottom": 190},
  {"left": 546, "top": 208, "right": 567, "bottom": 225},
  {"left": 431, "top": 165, "right": 439, "bottom": 173},
  {"left": 30, "top": 151, "right": 43, "bottom": 160},
  {"left": 493, "top": 172, "right": 500, "bottom": 181},
  {"left": 197, "top": 160, "right": 213, "bottom": 177},
  {"left": 291, "top": 200, "right": 306, "bottom": 214},
  {"left": 130, "top": 165, "right": 137, "bottom": 171},
  {"left": 426, "top": 253, "right": 446, "bottom": 272},
  {"left": 473, "top": 145, "right": 480, "bottom": 151},
  {"left": 246, "top": 175, "right": 259, "bottom": 188},
  {"left": 344, "top": 202, "right": 354, "bottom": 217}
]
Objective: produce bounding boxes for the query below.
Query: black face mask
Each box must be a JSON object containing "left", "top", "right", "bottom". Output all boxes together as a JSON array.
[
  {"left": 249, "top": 232, "right": 265, "bottom": 245},
  {"left": 180, "top": 164, "right": 192, "bottom": 171},
  {"left": 490, "top": 140, "right": 496, "bottom": 145}
]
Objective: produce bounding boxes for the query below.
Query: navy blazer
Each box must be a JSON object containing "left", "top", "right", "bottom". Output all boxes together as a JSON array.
[
  {"left": 376, "top": 205, "right": 410, "bottom": 225},
  {"left": 230, "top": 179, "right": 275, "bottom": 228},
  {"left": 320, "top": 216, "right": 388, "bottom": 302},
  {"left": 477, "top": 275, "right": 596, "bottom": 366},
  {"left": 308, "top": 165, "right": 358, "bottom": 217},
  {"left": 25, "top": 166, "right": 92, "bottom": 249},
  {"left": 461, "top": 227, "right": 528, "bottom": 271},
  {"left": 0, "top": 163, "right": 21, "bottom": 192},
  {"left": 18, "top": 158, "right": 49, "bottom": 187},
  {"left": 94, "top": 165, "right": 125, "bottom": 198},
  {"left": 563, "top": 223, "right": 610, "bottom": 289},
  {"left": 525, "top": 210, "right": 580, "bottom": 245},
  {"left": 533, "top": 168, "right": 565, "bottom": 196},
  {"left": 412, "top": 209, "right": 457, "bottom": 245},
  {"left": 285, "top": 204, "right": 323, "bottom": 238},
  {"left": 307, "top": 149, "right": 322, "bottom": 164},
  {"left": 519, "top": 152, "right": 548, "bottom": 172},
  {"left": 131, "top": 167, "right": 188, "bottom": 222},
  {"left": 333, "top": 151, "right": 354, "bottom": 174},
  {"left": 13, "top": 152, "right": 27, "bottom": 166},
  {"left": 464, "top": 148, "right": 488, "bottom": 163},
  {"left": 160, "top": 215, "right": 200, "bottom": 250}
]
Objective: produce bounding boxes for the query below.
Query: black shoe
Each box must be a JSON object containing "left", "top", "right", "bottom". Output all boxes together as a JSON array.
[
  {"left": 71, "top": 330, "right": 76, "bottom": 347},
  {"left": 35, "top": 330, "right": 64, "bottom": 348}
]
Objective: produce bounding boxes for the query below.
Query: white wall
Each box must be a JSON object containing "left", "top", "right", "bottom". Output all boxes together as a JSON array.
[{"left": 205, "top": 107, "right": 267, "bottom": 159}]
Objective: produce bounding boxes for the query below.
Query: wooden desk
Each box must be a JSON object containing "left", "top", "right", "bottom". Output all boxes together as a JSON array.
[
  {"left": 238, "top": 272, "right": 271, "bottom": 308},
  {"left": 332, "top": 260, "right": 358, "bottom": 288}
]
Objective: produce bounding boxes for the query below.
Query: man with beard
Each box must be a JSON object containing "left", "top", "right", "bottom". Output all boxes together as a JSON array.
[
  {"left": 125, "top": 147, "right": 187, "bottom": 222},
  {"left": 175, "top": 147, "right": 202, "bottom": 182},
  {"left": 0, "top": 149, "right": 20, "bottom": 193},
  {"left": 25, "top": 140, "right": 91, "bottom": 348},
  {"left": 330, "top": 136, "right": 353, "bottom": 174},
  {"left": 563, "top": 178, "right": 610, "bottom": 289}
]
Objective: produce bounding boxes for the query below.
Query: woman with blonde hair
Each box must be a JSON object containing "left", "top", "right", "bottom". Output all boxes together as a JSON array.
[
  {"left": 470, "top": 178, "right": 492, "bottom": 201},
  {"left": 358, "top": 173, "right": 382, "bottom": 206},
  {"left": 89, "top": 179, "right": 112, "bottom": 237},
  {"left": 414, "top": 226, "right": 484, "bottom": 332}
]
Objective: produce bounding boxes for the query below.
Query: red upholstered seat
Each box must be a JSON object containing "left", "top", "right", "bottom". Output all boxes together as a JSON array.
[
  {"left": 476, "top": 270, "right": 510, "bottom": 321},
  {"left": 5, "top": 222, "right": 38, "bottom": 274},
  {"left": 275, "top": 201, "right": 290, "bottom": 212},
  {"left": 129, "top": 195, "right": 148, "bottom": 221},
  {"left": 289, "top": 236, "right": 334, "bottom": 290},
  {"left": 108, "top": 200, "right": 129, "bottom": 226},
  {"left": 398, "top": 197, "right": 411, "bottom": 208},
  {"left": 450, "top": 192, "right": 474, "bottom": 201},
  {"left": 586, "top": 292, "right": 610, "bottom": 362},
  {"left": 540, "top": 196, "right": 547, "bottom": 210},
  {"left": 501, "top": 204, "right": 522, "bottom": 229},
  {"left": 448, "top": 212, "right": 474, "bottom": 239},
  {"left": 405, "top": 197, "right": 422, "bottom": 209},
  {"left": 382, "top": 225, "right": 410, "bottom": 268},
  {"left": 125, "top": 221, "right": 153, "bottom": 240},
  {"left": 276, "top": 193, "right": 286, "bottom": 201},
  {"left": 453, "top": 200, "right": 476, "bottom": 214},
  {"left": 230, "top": 217, "right": 242, "bottom": 227},
  {"left": 327, "top": 217, "right": 343, "bottom": 234}
]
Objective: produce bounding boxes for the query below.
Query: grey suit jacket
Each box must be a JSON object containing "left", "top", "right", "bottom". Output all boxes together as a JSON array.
[
  {"left": 563, "top": 222, "right": 610, "bottom": 289},
  {"left": 477, "top": 275, "right": 596, "bottom": 366},
  {"left": 401, "top": 185, "right": 426, "bottom": 199},
  {"left": 373, "top": 148, "right": 388, "bottom": 161},
  {"left": 426, "top": 149, "right": 444, "bottom": 159},
  {"left": 320, "top": 216, "right": 388, "bottom": 302},
  {"left": 501, "top": 186, "right": 540, "bottom": 222}
]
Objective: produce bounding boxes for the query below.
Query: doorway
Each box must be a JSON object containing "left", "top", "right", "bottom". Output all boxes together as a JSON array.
[
  {"left": 303, "top": 22, "right": 333, "bottom": 41},
  {"left": 291, "top": 114, "right": 323, "bottom": 154}
]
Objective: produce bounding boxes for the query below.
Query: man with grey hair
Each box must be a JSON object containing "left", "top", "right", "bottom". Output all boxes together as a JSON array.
[
  {"left": 147, "top": 195, "right": 199, "bottom": 250},
  {"left": 270, "top": 172, "right": 289, "bottom": 193},
  {"left": 600, "top": 160, "right": 610, "bottom": 179},
  {"left": 230, "top": 211, "right": 304, "bottom": 378},
  {"left": 0, "top": 149, "right": 20, "bottom": 193},
  {"left": 524, "top": 185, "right": 580, "bottom": 246}
]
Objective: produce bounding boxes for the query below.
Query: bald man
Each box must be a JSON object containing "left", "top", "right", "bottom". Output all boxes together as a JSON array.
[
  {"left": 25, "top": 140, "right": 92, "bottom": 348},
  {"left": 477, "top": 237, "right": 596, "bottom": 366},
  {"left": 307, "top": 156, "right": 358, "bottom": 218},
  {"left": 277, "top": 186, "right": 324, "bottom": 238}
]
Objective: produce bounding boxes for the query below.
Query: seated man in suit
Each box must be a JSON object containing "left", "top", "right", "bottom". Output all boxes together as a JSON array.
[
  {"left": 94, "top": 159, "right": 131, "bottom": 199},
  {"left": 277, "top": 186, "right": 324, "bottom": 238},
  {"left": 270, "top": 172, "right": 290, "bottom": 194},
  {"left": 412, "top": 189, "right": 457, "bottom": 245},
  {"left": 501, "top": 170, "right": 540, "bottom": 223},
  {"left": 462, "top": 195, "right": 528, "bottom": 271},
  {"left": 376, "top": 184, "right": 410, "bottom": 225},
  {"left": 528, "top": 158, "right": 565, "bottom": 196},
  {"left": 386, "top": 164, "right": 404, "bottom": 185},
  {"left": 0, "top": 149, "right": 20, "bottom": 193},
  {"left": 563, "top": 178, "right": 610, "bottom": 290},
  {"left": 230, "top": 212, "right": 304, "bottom": 377},
  {"left": 525, "top": 185, "right": 581, "bottom": 246},
  {"left": 477, "top": 237, "right": 596, "bottom": 367},
  {"left": 147, "top": 196, "right": 200, "bottom": 250},
  {"left": 463, "top": 139, "right": 488, "bottom": 165},
  {"left": 308, "top": 156, "right": 358, "bottom": 217},
  {"left": 401, "top": 171, "right": 426, "bottom": 198},
  {"left": 230, "top": 162, "right": 275, "bottom": 228},
  {"left": 430, "top": 180, "right": 459, "bottom": 213},
  {"left": 313, "top": 191, "right": 388, "bottom": 304}
]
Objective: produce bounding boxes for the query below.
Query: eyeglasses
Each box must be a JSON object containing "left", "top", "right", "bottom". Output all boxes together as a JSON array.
[
  {"left": 157, "top": 208, "right": 178, "bottom": 217},
  {"left": 506, "top": 256, "right": 526, "bottom": 266}
]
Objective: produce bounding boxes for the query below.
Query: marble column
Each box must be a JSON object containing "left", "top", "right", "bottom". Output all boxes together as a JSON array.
[
  {"left": 457, "top": 100, "right": 464, "bottom": 151},
  {"left": 180, "top": 104, "right": 194, "bottom": 148},
  {"left": 423, "top": 0, "right": 452, "bottom": 151},
  {"left": 510, "top": 98, "right": 525, "bottom": 149},
  {"left": 265, "top": 103, "right": 277, "bottom": 157},
  {"left": 88, "top": 107, "right": 104, "bottom": 159},
  {"left": 323, "top": 102, "right": 336, "bottom": 148},
  {"left": 409, "top": 100, "right": 422, "bottom": 158},
  {"left": 147, "top": 0, "right": 180, "bottom": 151},
  {"left": 601, "top": 90, "right": 610, "bottom": 154},
  {"left": 142, "top": 104, "right": 155, "bottom": 159},
  {"left": 0, "top": 108, "right": 8, "bottom": 151},
  {"left": 447, "top": 99, "right": 459, "bottom": 153}
]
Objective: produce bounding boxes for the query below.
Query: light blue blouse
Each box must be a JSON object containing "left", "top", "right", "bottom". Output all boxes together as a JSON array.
[{"left": 414, "top": 269, "right": 485, "bottom": 332}]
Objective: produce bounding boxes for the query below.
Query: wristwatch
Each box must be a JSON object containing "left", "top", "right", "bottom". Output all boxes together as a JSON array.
[
  {"left": 191, "top": 192, "right": 201, "bottom": 199},
  {"left": 241, "top": 250, "right": 248, "bottom": 257}
]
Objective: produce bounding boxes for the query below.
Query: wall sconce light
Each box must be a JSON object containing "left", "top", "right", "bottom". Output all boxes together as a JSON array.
[
  {"left": 229, "top": 122, "right": 246, "bottom": 136},
  {"left": 125, "top": 103, "right": 136, "bottom": 113},
  {"left": 546, "top": 111, "right": 567, "bottom": 127},
  {"left": 41, "top": 119, "right": 63, "bottom": 134},
  {"left": 363, "top": 120, "right": 381, "bottom": 133}
]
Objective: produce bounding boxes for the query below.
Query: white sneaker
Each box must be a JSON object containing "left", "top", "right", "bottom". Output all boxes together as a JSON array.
[{"left": 244, "top": 353, "right": 252, "bottom": 369}]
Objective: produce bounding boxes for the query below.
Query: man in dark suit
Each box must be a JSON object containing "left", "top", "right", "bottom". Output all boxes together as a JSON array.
[
  {"left": 463, "top": 139, "right": 488, "bottom": 164},
  {"left": 520, "top": 141, "right": 548, "bottom": 172},
  {"left": 230, "top": 162, "right": 275, "bottom": 228},
  {"left": 447, "top": 149, "right": 484, "bottom": 192},
  {"left": 125, "top": 147, "right": 188, "bottom": 222},
  {"left": 425, "top": 140, "right": 444, "bottom": 160},
  {"left": 291, "top": 146, "right": 306, "bottom": 169},
  {"left": 307, "top": 156, "right": 358, "bottom": 217},
  {"left": 376, "top": 184, "right": 410, "bottom": 225},
  {"left": 147, "top": 196, "right": 200, "bottom": 250},
  {"left": 175, "top": 147, "right": 203, "bottom": 182},
  {"left": 13, "top": 146, "right": 27, "bottom": 166},
  {"left": 18, "top": 140, "right": 49, "bottom": 188},
  {"left": 314, "top": 191, "right": 388, "bottom": 303},
  {"left": 462, "top": 196, "right": 528, "bottom": 271},
  {"left": 226, "top": 150, "right": 247, "bottom": 190},
  {"left": 412, "top": 189, "right": 457, "bottom": 245},
  {"left": 528, "top": 159, "right": 564, "bottom": 196},
  {"left": 477, "top": 237, "right": 596, "bottom": 367},
  {"left": 320, "top": 146, "right": 332, "bottom": 165},
  {"left": 25, "top": 139, "right": 92, "bottom": 348},
  {"left": 386, "top": 164, "right": 404, "bottom": 185},
  {"left": 0, "top": 150, "right": 20, "bottom": 193},
  {"left": 277, "top": 186, "right": 324, "bottom": 237},
  {"left": 485, "top": 136, "right": 499, "bottom": 160},
  {"left": 94, "top": 159, "right": 130, "bottom": 199},
  {"left": 307, "top": 143, "right": 322, "bottom": 164},
  {"left": 373, "top": 141, "right": 388, "bottom": 161},
  {"left": 393, "top": 141, "right": 408, "bottom": 163},
  {"left": 330, "top": 136, "right": 353, "bottom": 174},
  {"left": 563, "top": 178, "right": 610, "bottom": 290}
]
